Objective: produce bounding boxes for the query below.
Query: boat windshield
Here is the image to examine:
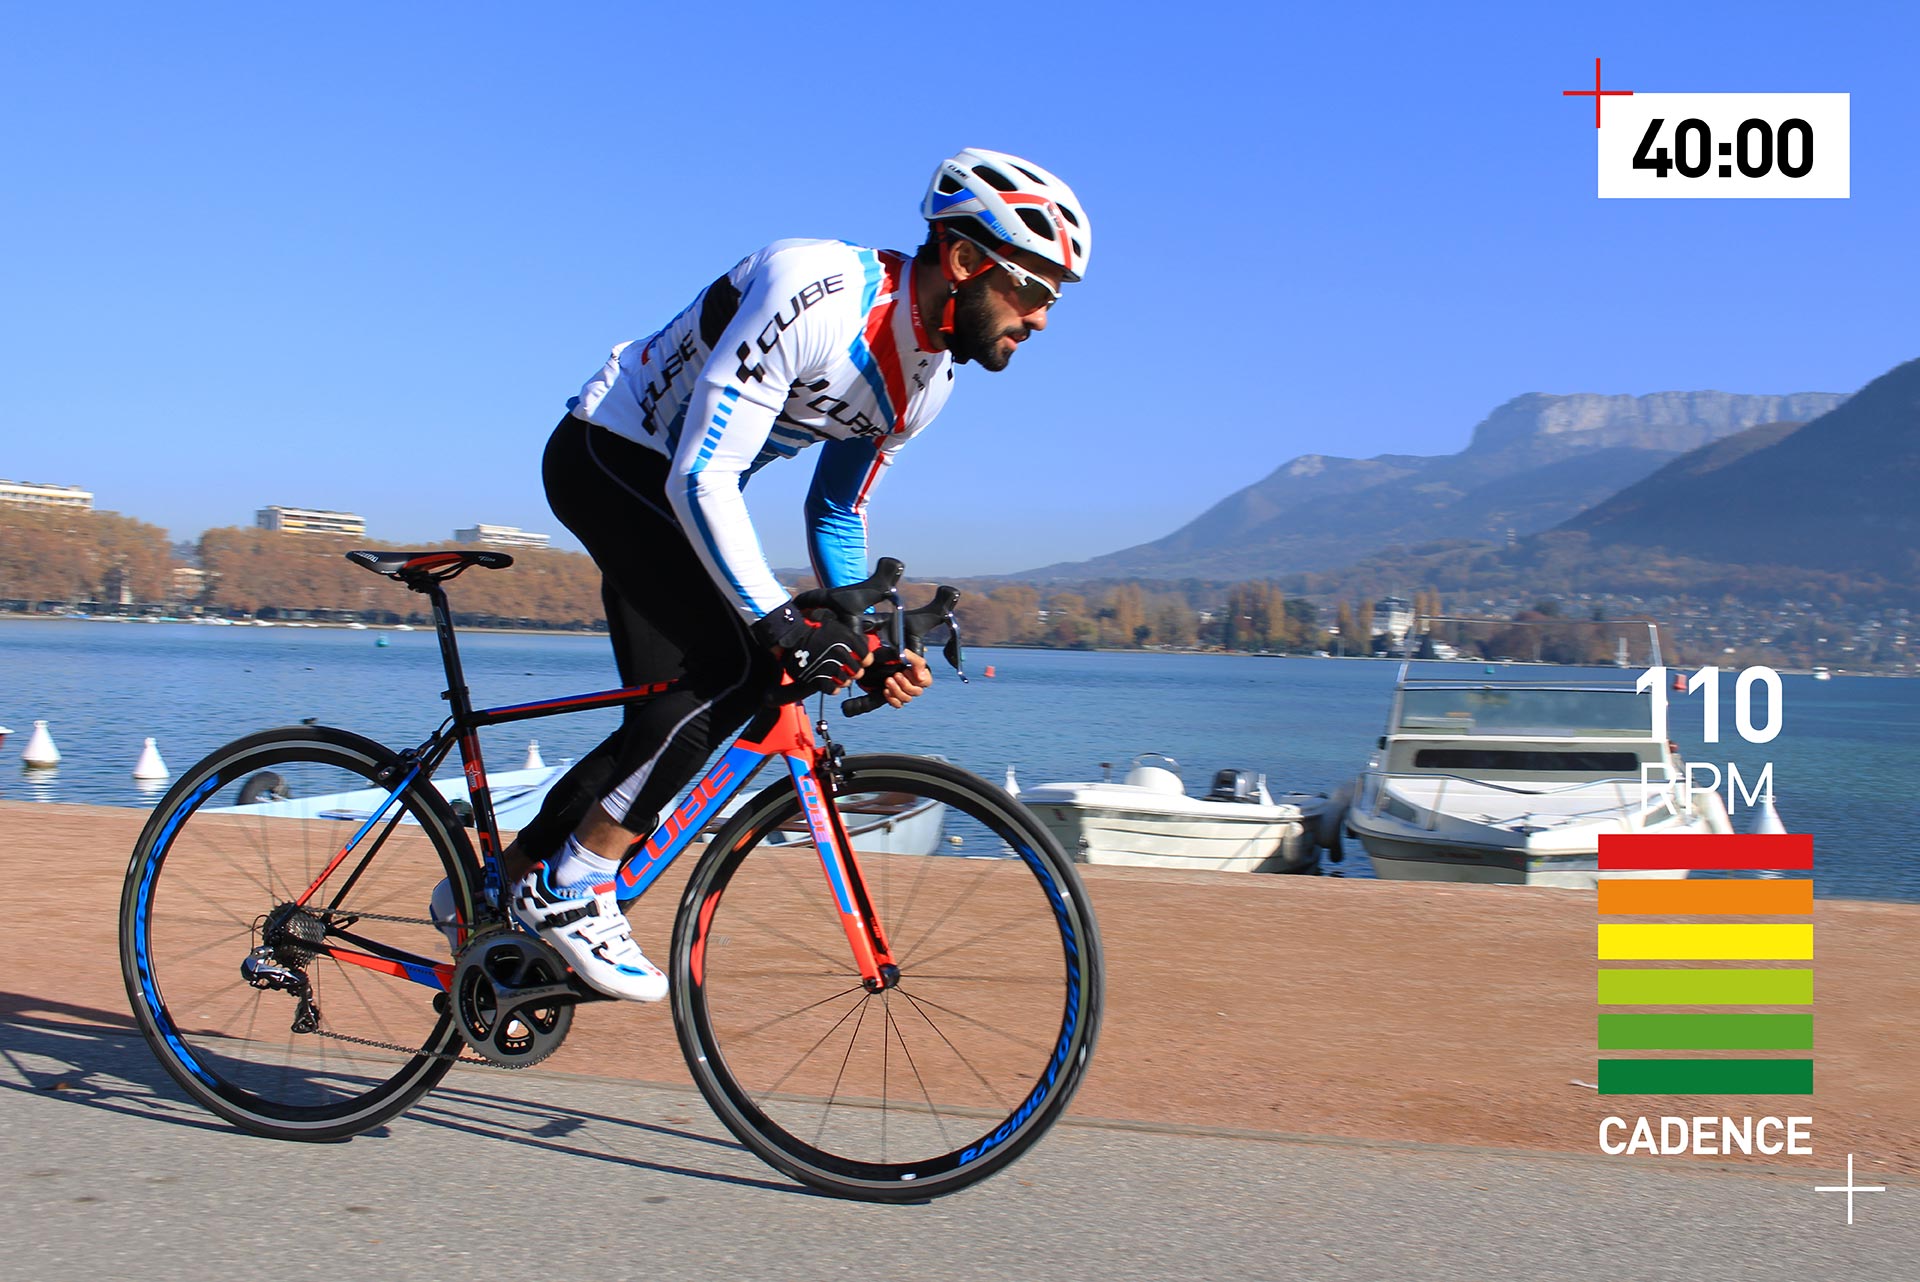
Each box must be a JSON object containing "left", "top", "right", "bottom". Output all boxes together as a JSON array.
[{"left": 1396, "top": 687, "right": 1652, "bottom": 738}]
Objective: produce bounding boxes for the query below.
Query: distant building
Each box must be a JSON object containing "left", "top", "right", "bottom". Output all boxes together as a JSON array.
[
  {"left": 1375, "top": 595, "right": 1416, "bottom": 641},
  {"left": 171, "top": 566, "right": 208, "bottom": 602},
  {"left": 0, "top": 478, "right": 93, "bottom": 510},
  {"left": 257, "top": 505, "right": 366, "bottom": 536},
  {"left": 455, "top": 523, "right": 551, "bottom": 549}
]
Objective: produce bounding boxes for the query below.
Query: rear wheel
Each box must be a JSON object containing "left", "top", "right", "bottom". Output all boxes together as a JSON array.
[
  {"left": 120, "top": 726, "right": 478, "bottom": 1141},
  {"left": 671, "top": 754, "right": 1103, "bottom": 1201}
]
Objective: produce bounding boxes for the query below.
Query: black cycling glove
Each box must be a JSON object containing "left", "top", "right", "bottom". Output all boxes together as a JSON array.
[{"left": 751, "top": 602, "right": 874, "bottom": 699}]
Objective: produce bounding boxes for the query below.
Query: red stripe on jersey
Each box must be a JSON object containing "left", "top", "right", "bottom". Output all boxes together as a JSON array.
[
  {"left": 904, "top": 260, "right": 937, "bottom": 352},
  {"left": 864, "top": 252, "right": 911, "bottom": 431},
  {"left": 854, "top": 449, "right": 889, "bottom": 511}
]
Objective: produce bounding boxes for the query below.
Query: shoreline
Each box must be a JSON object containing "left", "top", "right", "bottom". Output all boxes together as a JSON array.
[{"left": 0, "top": 615, "right": 1888, "bottom": 676}]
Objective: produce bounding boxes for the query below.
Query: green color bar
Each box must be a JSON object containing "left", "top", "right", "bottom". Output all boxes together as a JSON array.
[
  {"left": 1598, "top": 1058, "right": 1813, "bottom": 1095},
  {"left": 1598, "top": 968, "right": 1814, "bottom": 1005},
  {"left": 1599, "top": 1013, "right": 1812, "bottom": 1050}
]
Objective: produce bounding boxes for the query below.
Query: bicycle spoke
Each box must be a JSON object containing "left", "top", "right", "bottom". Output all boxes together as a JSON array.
[
  {"left": 812, "top": 998, "right": 873, "bottom": 1150},
  {"left": 896, "top": 988, "right": 1017, "bottom": 1111},
  {"left": 894, "top": 986, "right": 1050, "bottom": 1056},
  {"left": 885, "top": 995, "right": 953, "bottom": 1151},
  {"left": 718, "top": 984, "right": 866, "bottom": 1047}
]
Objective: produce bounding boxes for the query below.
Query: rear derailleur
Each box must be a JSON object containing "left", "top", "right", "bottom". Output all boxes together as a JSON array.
[{"left": 241, "top": 945, "right": 321, "bottom": 1034}]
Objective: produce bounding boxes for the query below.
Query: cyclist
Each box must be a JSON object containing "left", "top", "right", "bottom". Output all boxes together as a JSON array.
[{"left": 435, "top": 148, "right": 1092, "bottom": 1001}]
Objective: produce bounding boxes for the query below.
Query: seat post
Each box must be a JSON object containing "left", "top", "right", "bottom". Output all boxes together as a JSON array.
[{"left": 425, "top": 582, "right": 476, "bottom": 724}]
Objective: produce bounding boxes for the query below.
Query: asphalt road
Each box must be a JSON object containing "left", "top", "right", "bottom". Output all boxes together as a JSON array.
[{"left": 2, "top": 1017, "right": 1911, "bottom": 1282}]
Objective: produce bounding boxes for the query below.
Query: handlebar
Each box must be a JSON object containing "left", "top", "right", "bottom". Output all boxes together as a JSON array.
[{"left": 790, "top": 558, "right": 966, "bottom": 717}]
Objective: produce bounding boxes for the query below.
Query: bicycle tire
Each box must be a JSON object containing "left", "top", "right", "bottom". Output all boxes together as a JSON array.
[
  {"left": 120, "top": 725, "right": 479, "bottom": 1142},
  {"left": 670, "top": 753, "right": 1103, "bottom": 1200}
]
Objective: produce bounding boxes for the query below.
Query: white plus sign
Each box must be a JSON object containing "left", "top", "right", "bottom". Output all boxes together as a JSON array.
[{"left": 1814, "top": 1154, "right": 1887, "bottom": 1225}]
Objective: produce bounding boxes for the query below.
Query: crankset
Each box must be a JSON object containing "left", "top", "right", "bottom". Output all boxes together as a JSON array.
[{"left": 450, "top": 930, "right": 587, "bottom": 1067}]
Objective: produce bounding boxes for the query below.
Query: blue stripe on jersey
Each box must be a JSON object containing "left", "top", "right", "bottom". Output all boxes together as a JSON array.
[
  {"left": 841, "top": 248, "right": 899, "bottom": 434},
  {"left": 805, "top": 435, "right": 880, "bottom": 588},
  {"left": 691, "top": 385, "right": 742, "bottom": 469},
  {"left": 685, "top": 384, "right": 759, "bottom": 608},
  {"left": 683, "top": 472, "right": 758, "bottom": 607}
]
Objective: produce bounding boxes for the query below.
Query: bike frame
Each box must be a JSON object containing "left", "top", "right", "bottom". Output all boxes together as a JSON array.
[{"left": 292, "top": 579, "right": 897, "bottom": 996}]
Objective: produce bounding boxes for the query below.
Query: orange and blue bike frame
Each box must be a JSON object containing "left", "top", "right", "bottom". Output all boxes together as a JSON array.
[{"left": 297, "top": 578, "right": 897, "bottom": 995}]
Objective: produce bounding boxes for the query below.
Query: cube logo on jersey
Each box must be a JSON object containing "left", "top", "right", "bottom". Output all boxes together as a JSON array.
[{"left": 733, "top": 274, "right": 846, "bottom": 383}]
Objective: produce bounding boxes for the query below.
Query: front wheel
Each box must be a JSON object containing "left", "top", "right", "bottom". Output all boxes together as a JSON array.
[
  {"left": 670, "top": 754, "right": 1103, "bottom": 1201},
  {"left": 120, "top": 726, "right": 479, "bottom": 1142}
]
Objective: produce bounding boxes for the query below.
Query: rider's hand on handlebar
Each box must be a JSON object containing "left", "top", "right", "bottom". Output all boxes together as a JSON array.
[
  {"left": 751, "top": 603, "right": 877, "bottom": 698},
  {"left": 859, "top": 647, "right": 933, "bottom": 709}
]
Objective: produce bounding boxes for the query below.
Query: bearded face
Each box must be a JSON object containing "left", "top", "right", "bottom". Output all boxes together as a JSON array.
[{"left": 942, "top": 278, "right": 1025, "bottom": 372}]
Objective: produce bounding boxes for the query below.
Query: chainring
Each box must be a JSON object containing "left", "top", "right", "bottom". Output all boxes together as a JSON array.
[{"left": 450, "top": 930, "right": 578, "bottom": 1067}]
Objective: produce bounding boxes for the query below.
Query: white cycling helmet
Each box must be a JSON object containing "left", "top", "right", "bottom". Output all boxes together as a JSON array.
[{"left": 922, "top": 147, "right": 1091, "bottom": 282}]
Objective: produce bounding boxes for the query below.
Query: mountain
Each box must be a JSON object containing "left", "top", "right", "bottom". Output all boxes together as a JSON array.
[
  {"left": 1021, "top": 390, "right": 1845, "bottom": 581},
  {"left": 1561, "top": 358, "right": 1920, "bottom": 575}
]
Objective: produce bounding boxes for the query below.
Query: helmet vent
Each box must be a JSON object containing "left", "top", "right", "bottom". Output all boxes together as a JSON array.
[
  {"left": 936, "top": 173, "right": 963, "bottom": 195},
  {"left": 1012, "top": 164, "right": 1047, "bottom": 185},
  {"left": 971, "top": 164, "right": 1017, "bottom": 192},
  {"left": 1016, "top": 208, "right": 1057, "bottom": 240},
  {"left": 1058, "top": 202, "right": 1082, "bottom": 229}
]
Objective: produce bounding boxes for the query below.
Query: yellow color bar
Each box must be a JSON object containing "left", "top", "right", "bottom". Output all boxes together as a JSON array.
[{"left": 1597, "top": 923, "right": 1814, "bottom": 961}]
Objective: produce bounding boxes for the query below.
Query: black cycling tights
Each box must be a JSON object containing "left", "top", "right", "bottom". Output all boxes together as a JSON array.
[{"left": 513, "top": 414, "right": 777, "bottom": 864}]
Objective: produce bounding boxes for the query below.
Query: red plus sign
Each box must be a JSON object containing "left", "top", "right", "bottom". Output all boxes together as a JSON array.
[{"left": 1563, "top": 57, "right": 1633, "bottom": 128}]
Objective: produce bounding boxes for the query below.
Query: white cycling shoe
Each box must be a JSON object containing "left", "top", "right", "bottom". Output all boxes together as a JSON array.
[{"left": 507, "top": 864, "right": 669, "bottom": 1003}]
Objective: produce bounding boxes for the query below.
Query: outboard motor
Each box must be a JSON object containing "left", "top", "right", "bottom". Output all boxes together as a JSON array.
[{"left": 1208, "top": 768, "right": 1260, "bottom": 804}]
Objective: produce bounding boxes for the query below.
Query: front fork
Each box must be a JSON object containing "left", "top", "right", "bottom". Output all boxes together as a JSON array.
[{"left": 783, "top": 713, "right": 899, "bottom": 991}]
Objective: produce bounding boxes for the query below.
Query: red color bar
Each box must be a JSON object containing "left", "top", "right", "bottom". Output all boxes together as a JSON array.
[{"left": 1599, "top": 834, "right": 1813, "bottom": 871}]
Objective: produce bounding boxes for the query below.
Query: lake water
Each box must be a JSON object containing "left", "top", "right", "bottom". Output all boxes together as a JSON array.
[{"left": 2, "top": 619, "right": 1915, "bottom": 900}]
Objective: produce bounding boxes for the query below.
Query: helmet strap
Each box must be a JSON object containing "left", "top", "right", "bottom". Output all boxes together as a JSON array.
[{"left": 933, "top": 224, "right": 991, "bottom": 336}]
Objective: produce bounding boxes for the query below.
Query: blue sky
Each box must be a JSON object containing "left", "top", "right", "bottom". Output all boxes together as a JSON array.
[{"left": 4, "top": 2, "right": 1914, "bottom": 575}]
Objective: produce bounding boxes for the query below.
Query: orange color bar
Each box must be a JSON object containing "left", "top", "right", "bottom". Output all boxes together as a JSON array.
[{"left": 1598, "top": 879, "right": 1813, "bottom": 915}]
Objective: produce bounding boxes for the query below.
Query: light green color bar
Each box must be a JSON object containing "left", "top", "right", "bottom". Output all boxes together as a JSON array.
[{"left": 1597, "top": 968, "right": 1813, "bottom": 1005}]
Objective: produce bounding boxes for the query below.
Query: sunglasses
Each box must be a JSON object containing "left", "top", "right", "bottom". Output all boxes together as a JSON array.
[{"left": 960, "top": 236, "right": 1063, "bottom": 312}]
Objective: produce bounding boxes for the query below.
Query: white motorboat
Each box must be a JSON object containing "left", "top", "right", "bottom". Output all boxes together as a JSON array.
[
  {"left": 1020, "top": 754, "right": 1333, "bottom": 874},
  {"left": 1345, "top": 661, "right": 1733, "bottom": 887},
  {"left": 1812, "top": 666, "right": 1833, "bottom": 681},
  {"left": 204, "top": 758, "right": 947, "bottom": 857}
]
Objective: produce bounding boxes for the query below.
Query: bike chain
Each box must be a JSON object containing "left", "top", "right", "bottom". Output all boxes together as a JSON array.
[
  {"left": 308, "top": 908, "right": 529, "bottom": 1070},
  {"left": 314, "top": 1025, "right": 518, "bottom": 1068}
]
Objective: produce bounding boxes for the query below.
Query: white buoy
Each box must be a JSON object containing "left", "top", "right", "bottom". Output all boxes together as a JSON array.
[
  {"left": 1750, "top": 794, "right": 1786, "bottom": 835},
  {"left": 1004, "top": 764, "right": 1020, "bottom": 796},
  {"left": 22, "top": 720, "right": 60, "bottom": 768},
  {"left": 524, "top": 740, "right": 546, "bottom": 770},
  {"left": 133, "top": 737, "right": 170, "bottom": 781}
]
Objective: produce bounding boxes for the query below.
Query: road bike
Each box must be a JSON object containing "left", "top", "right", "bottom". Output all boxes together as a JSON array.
[{"left": 119, "top": 550, "right": 1102, "bottom": 1201}]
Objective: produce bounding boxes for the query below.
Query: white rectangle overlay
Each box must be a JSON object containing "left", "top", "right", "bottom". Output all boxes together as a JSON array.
[{"left": 1598, "top": 93, "right": 1848, "bottom": 199}]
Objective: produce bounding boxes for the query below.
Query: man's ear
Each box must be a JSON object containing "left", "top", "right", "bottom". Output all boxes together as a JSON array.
[{"left": 944, "top": 236, "right": 991, "bottom": 284}]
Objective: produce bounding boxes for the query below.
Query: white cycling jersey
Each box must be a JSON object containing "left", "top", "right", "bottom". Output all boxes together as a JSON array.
[{"left": 573, "top": 238, "right": 955, "bottom": 618}]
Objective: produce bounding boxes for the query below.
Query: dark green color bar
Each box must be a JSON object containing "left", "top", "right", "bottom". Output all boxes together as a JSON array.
[
  {"left": 1598, "top": 1058, "right": 1813, "bottom": 1095},
  {"left": 1599, "top": 1013, "right": 1812, "bottom": 1050},
  {"left": 1597, "top": 968, "right": 1813, "bottom": 1005}
]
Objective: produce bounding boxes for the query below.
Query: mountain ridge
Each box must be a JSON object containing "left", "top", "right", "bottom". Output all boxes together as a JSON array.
[{"left": 1021, "top": 390, "right": 1845, "bottom": 581}]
